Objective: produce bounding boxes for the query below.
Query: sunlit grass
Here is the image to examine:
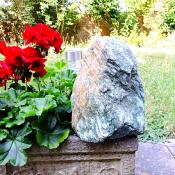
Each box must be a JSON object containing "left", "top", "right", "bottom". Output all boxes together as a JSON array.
[{"left": 135, "top": 49, "right": 175, "bottom": 141}]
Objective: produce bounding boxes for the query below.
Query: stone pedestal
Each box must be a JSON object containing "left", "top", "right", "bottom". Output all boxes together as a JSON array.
[{"left": 0, "top": 135, "right": 138, "bottom": 175}]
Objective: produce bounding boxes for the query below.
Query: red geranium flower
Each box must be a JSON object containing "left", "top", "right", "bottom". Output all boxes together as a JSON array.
[
  {"left": 0, "top": 61, "right": 12, "bottom": 87},
  {"left": 23, "top": 23, "right": 63, "bottom": 53},
  {"left": 0, "top": 23, "right": 61, "bottom": 86},
  {"left": 28, "top": 57, "right": 46, "bottom": 73},
  {"left": 33, "top": 68, "right": 47, "bottom": 78},
  {"left": 23, "top": 47, "right": 43, "bottom": 58},
  {"left": 4, "top": 46, "right": 26, "bottom": 68},
  {"left": 0, "top": 41, "right": 7, "bottom": 56},
  {"left": 3, "top": 46, "right": 47, "bottom": 81}
]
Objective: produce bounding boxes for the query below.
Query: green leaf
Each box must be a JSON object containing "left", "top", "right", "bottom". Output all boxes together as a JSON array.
[
  {"left": 32, "top": 116, "right": 70, "bottom": 149},
  {"left": 4, "top": 105, "right": 36, "bottom": 128},
  {"left": 0, "top": 108, "right": 25, "bottom": 128},
  {"left": 0, "top": 130, "right": 9, "bottom": 141},
  {"left": 18, "top": 105, "right": 36, "bottom": 119},
  {"left": 18, "top": 92, "right": 39, "bottom": 100},
  {"left": 7, "top": 88, "right": 19, "bottom": 103},
  {"left": 0, "top": 98, "right": 12, "bottom": 109},
  {"left": 0, "top": 89, "right": 23, "bottom": 110},
  {"left": 0, "top": 123, "right": 32, "bottom": 166},
  {"left": 44, "top": 67, "right": 56, "bottom": 79},
  {"left": 31, "top": 95, "right": 57, "bottom": 116},
  {"left": 36, "top": 128, "right": 70, "bottom": 149},
  {"left": 55, "top": 60, "right": 66, "bottom": 70}
]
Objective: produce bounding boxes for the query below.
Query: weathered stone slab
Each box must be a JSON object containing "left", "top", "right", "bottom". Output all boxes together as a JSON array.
[
  {"left": 165, "top": 139, "right": 175, "bottom": 158},
  {"left": 135, "top": 142, "right": 175, "bottom": 175},
  {"left": 71, "top": 36, "right": 145, "bottom": 142},
  {"left": 0, "top": 135, "right": 138, "bottom": 175},
  {"left": 0, "top": 165, "right": 6, "bottom": 175}
]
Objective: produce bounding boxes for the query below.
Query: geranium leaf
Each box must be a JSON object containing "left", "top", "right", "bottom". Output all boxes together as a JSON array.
[
  {"left": 32, "top": 116, "right": 70, "bottom": 149},
  {"left": 0, "top": 98, "right": 12, "bottom": 109},
  {"left": 3, "top": 105, "right": 36, "bottom": 128},
  {"left": 1, "top": 108, "right": 25, "bottom": 128},
  {"left": 0, "top": 89, "right": 23, "bottom": 110},
  {"left": 0, "top": 123, "right": 32, "bottom": 166},
  {"left": 31, "top": 95, "right": 57, "bottom": 116},
  {"left": 7, "top": 88, "right": 19, "bottom": 103},
  {"left": 0, "top": 130, "right": 9, "bottom": 141},
  {"left": 55, "top": 61, "right": 66, "bottom": 70},
  {"left": 36, "top": 128, "right": 70, "bottom": 149},
  {"left": 18, "top": 105, "right": 36, "bottom": 119},
  {"left": 18, "top": 92, "right": 39, "bottom": 100}
]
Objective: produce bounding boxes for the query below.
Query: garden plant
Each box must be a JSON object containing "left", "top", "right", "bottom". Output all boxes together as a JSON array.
[{"left": 0, "top": 23, "right": 76, "bottom": 166}]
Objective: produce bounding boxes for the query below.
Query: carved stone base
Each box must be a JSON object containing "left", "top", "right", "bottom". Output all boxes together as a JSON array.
[{"left": 0, "top": 135, "right": 138, "bottom": 175}]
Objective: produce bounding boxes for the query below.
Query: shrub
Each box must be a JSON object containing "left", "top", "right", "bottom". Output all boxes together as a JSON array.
[{"left": 161, "top": 0, "right": 175, "bottom": 33}]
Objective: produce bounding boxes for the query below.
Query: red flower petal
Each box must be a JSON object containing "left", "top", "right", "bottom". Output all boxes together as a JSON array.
[
  {"left": 0, "top": 41, "right": 7, "bottom": 56},
  {"left": 28, "top": 57, "right": 46, "bottom": 73}
]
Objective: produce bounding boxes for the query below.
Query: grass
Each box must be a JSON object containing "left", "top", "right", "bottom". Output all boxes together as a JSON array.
[{"left": 135, "top": 48, "right": 175, "bottom": 141}]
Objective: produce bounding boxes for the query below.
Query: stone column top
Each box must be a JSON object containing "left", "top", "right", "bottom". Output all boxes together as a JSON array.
[{"left": 28, "top": 135, "right": 138, "bottom": 155}]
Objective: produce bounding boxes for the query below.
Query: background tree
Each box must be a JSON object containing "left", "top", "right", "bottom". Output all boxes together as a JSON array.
[
  {"left": 23, "top": 0, "right": 86, "bottom": 44},
  {"left": 88, "top": 0, "right": 127, "bottom": 36},
  {"left": 161, "top": 0, "right": 175, "bottom": 33},
  {"left": 0, "top": 0, "right": 172, "bottom": 45},
  {"left": 124, "top": 0, "right": 156, "bottom": 34},
  {"left": 0, "top": 0, "right": 85, "bottom": 44},
  {"left": 0, "top": 0, "right": 25, "bottom": 43}
]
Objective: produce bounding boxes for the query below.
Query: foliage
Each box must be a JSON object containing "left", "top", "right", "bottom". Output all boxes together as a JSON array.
[
  {"left": 0, "top": 0, "right": 86, "bottom": 44},
  {"left": 120, "top": 0, "right": 155, "bottom": 37},
  {"left": 161, "top": 0, "right": 175, "bottom": 33},
  {"left": 125, "top": 0, "right": 155, "bottom": 17},
  {"left": 118, "top": 12, "right": 138, "bottom": 37},
  {"left": 0, "top": 0, "right": 25, "bottom": 43},
  {"left": 124, "top": 31, "right": 147, "bottom": 46},
  {"left": 0, "top": 62, "right": 76, "bottom": 166},
  {"left": 32, "top": 115, "right": 70, "bottom": 149},
  {"left": 0, "top": 24, "right": 76, "bottom": 166},
  {"left": 88, "top": 0, "right": 127, "bottom": 36},
  {"left": 0, "top": 123, "right": 32, "bottom": 166}
]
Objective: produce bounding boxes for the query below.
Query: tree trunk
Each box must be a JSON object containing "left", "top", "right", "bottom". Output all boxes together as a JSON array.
[{"left": 99, "top": 19, "right": 111, "bottom": 36}]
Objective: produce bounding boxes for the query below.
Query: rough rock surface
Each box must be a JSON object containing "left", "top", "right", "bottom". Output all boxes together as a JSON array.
[
  {"left": 1, "top": 136, "right": 138, "bottom": 175},
  {"left": 71, "top": 36, "right": 145, "bottom": 143}
]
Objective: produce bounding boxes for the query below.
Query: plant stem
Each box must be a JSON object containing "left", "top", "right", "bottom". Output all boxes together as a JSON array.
[
  {"left": 38, "top": 78, "right": 41, "bottom": 92},
  {"left": 15, "top": 80, "right": 19, "bottom": 90},
  {"left": 25, "top": 80, "right": 28, "bottom": 92}
]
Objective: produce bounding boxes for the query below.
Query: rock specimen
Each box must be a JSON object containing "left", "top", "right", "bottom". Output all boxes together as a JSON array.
[{"left": 71, "top": 36, "right": 145, "bottom": 143}]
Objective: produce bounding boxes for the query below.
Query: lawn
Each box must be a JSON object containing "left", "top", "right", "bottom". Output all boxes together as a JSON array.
[{"left": 135, "top": 48, "right": 175, "bottom": 141}]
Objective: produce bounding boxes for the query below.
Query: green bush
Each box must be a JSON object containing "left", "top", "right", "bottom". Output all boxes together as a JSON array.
[
  {"left": 88, "top": 0, "right": 127, "bottom": 36},
  {"left": 0, "top": 0, "right": 83, "bottom": 44},
  {"left": 161, "top": 0, "right": 175, "bottom": 33}
]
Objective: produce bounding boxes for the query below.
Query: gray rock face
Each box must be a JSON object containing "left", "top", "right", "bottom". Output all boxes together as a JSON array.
[{"left": 71, "top": 36, "right": 145, "bottom": 143}]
